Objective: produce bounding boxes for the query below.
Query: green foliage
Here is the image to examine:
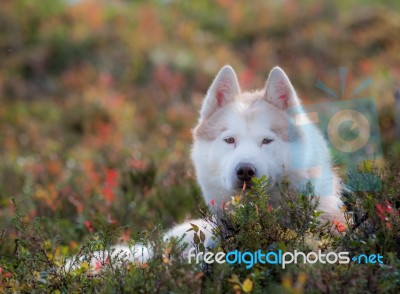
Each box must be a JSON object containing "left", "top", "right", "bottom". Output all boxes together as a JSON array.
[
  {"left": 2, "top": 168, "right": 400, "bottom": 293},
  {"left": 0, "top": 0, "right": 400, "bottom": 292}
]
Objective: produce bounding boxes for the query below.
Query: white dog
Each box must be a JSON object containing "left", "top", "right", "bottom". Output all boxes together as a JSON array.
[
  {"left": 66, "top": 66, "right": 345, "bottom": 269},
  {"left": 191, "top": 65, "right": 344, "bottom": 219}
]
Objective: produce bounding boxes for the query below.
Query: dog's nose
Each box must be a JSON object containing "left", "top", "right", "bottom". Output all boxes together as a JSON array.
[{"left": 235, "top": 164, "right": 256, "bottom": 182}]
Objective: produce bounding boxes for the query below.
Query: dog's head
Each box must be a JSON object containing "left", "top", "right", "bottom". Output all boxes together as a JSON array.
[{"left": 191, "top": 66, "right": 305, "bottom": 206}]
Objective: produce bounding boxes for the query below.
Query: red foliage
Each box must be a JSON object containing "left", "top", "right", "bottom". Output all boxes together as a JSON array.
[
  {"left": 333, "top": 220, "right": 346, "bottom": 233},
  {"left": 375, "top": 200, "right": 398, "bottom": 230},
  {"left": 102, "top": 169, "right": 118, "bottom": 205},
  {"left": 210, "top": 199, "right": 216, "bottom": 206},
  {"left": 84, "top": 220, "right": 94, "bottom": 233}
]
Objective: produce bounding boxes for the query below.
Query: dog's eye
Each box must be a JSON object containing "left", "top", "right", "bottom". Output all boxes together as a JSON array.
[
  {"left": 224, "top": 137, "right": 235, "bottom": 144},
  {"left": 262, "top": 138, "right": 273, "bottom": 145}
]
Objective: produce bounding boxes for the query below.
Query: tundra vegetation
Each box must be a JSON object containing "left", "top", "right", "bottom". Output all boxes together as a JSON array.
[{"left": 0, "top": 0, "right": 399, "bottom": 293}]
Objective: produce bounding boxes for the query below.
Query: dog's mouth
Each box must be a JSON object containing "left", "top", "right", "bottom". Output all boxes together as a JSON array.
[{"left": 238, "top": 180, "right": 253, "bottom": 190}]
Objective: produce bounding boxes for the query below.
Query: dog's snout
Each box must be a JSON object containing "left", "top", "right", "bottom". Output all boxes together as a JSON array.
[{"left": 235, "top": 163, "right": 256, "bottom": 182}]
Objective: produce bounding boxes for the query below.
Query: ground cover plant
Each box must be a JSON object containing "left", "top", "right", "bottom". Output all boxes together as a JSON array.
[
  {"left": 1, "top": 167, "right": 400, "bottom": 293},
  {"left": 1, "top": 0, "right": 400, "bottom": 293}
]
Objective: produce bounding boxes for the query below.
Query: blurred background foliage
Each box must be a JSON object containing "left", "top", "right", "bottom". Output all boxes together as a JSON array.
[{"left": 0, "top": 0, "right": 400, "bottom": 255}]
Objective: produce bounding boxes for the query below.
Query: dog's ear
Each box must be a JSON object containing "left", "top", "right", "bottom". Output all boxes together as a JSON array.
[
  {"left": 200, "top": 65, "right": 240, "bottom": 118},
  {"left": 264, "top": 67, "right": 299, "bottom": 109}
]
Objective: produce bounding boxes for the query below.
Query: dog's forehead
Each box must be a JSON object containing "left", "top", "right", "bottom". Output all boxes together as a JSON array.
[
  {"left": 234, "top": 92, "right": 283, "bottom": 122},
  {"left": 193, "top": 90, "right": 293, "bottom": 141}
]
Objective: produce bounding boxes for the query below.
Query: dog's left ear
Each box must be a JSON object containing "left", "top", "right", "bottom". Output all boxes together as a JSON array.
[{"left": 264, "top": 67, "right": 299, "bottom": 109}]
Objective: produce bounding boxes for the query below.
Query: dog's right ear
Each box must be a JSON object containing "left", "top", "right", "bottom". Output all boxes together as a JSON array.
[{"left": 200, "top": 65, "right": 240, "bottom": 118}]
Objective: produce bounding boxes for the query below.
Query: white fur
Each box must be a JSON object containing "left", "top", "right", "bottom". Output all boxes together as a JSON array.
[
  {"left": 66, "top": 66, "right": 344, "bottom": 270},
  {"left": 192, "top": 66, "right": 343, "bottom": 220},
  {"left": 65, "top": 219, "right": 215, "bottom": 271}
]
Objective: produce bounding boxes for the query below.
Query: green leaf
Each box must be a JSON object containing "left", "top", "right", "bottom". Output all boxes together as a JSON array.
[
  {"left": 242, "top": 278, "right": 253, "bottom": 292},
  {"left": 193, "top": 233, "right": 200, "bottom": 244},
  {"left": 228, "top": 274, "right": 240, "bottom": 284},
  {"left": 190, "top": 223, "right": 199, "bottom": 233},
  {"left": 200, "top": 230, "right": 205, "bottom": 242},
  {"left": 313, "top": 210, "right": 323, "bottom": 218}
]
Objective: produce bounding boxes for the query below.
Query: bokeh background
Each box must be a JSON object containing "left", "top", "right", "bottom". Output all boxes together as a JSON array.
[{"left": 1, "top": 0, "right": 400, "bottom": 250}]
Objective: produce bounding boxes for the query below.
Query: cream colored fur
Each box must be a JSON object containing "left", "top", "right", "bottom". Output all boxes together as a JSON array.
[{"left": 66, "top": 66, "right": 345, "bottom": 270}]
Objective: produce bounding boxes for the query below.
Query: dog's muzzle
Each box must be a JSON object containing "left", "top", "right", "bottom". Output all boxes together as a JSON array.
[{"left": 235, "top": 163, "right": 256, "bottom": 189}]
